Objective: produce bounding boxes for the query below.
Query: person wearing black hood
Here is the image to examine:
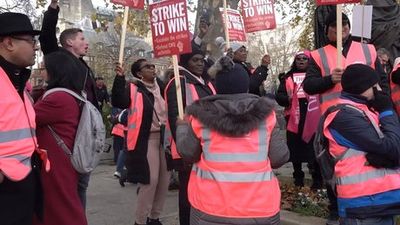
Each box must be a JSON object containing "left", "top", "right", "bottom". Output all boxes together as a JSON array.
[
  {"left": 303, "top": 11, "right": 389, "bottom": 225},
  {"left": 112, "top": 59, "right": 169, "bottom": 225},
  {"left": 275, "top": 51, "right": 323, "bottom": 189},
  {"left": 165, "top": 45, "right": 216, "bottom": 225},
  {"left": 175, "top": 56, "right": 289, "bottom": 225},
  {"left": 321, "top": 64, "right": 400, "bottom": 225}
]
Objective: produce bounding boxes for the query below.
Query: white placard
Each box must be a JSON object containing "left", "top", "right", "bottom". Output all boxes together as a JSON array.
[{"left": 352, "top": 5, "right": 373, "bottom": 39}]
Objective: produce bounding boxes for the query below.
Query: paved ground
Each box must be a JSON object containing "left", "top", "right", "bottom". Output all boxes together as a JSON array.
[
  {"left": 86, "top": 133, "right": 320, "bottom": 225},
  {"left": 87, "top": 162, "right": 179, "bottom": 225}
]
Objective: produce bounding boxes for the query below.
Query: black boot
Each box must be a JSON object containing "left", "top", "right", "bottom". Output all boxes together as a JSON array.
[
  {"left": 147, "top": 218, "right": 163, "bottom": 225},
  {"left": 292, "top": 162, "right": 305, "bottom": 187}
]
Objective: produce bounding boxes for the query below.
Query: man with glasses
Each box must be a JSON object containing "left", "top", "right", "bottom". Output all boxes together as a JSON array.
[
  {"left": 303, "top": 11, "right": 389, "bottom": 225},
  {"left": 0, "top": 12, "right": 44, "bottom": 225}
]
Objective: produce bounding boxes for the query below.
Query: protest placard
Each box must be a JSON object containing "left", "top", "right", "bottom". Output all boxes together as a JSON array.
[
  {"left": 111, "top": 0, "right": 145, "bottom": 9},
  {"left": 219, "top": 8, "right": 247, "bottom": 42},
  {"left": 241, "top": 0, "right": 276, "bottom": 32},
  {"left": 150, "top": 0, "right": 192, "bottom": 58}
]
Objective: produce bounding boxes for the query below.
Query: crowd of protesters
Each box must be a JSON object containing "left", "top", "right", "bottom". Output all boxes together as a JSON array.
[{"left": 2, "top": 1, "right": 400, "bottom": 225}]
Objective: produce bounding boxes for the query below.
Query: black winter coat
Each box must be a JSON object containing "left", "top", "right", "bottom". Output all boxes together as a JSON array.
[
  {"left": 275, "top": 70, "right": 313, "bottom": 162},
  {"left": 166, "top": 68, "right": 215, "bottom": 169},
  {"left": 111, "top": 76, "right": 165, "bottom": 184}
]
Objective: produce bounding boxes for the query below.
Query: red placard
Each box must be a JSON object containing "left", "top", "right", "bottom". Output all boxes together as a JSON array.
[
  {"left": 241, "top": 0, "right": 276, "bottom": 33},
  {"left": 220, "top": 8, "right": 247, "bottom": 42},
  {"left": 149, "top": 0, "right": 192, "bottom": 58},
  {"left": 316, "top": 0, "right": 360, "bottom": 5},
  {"left": 111, "top": 0, "right": 145, "bottom": 9}
]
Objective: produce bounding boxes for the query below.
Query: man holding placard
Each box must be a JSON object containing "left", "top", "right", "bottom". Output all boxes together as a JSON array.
[{"left": 303, "top": 10, "right": 389, "bottom": 225}]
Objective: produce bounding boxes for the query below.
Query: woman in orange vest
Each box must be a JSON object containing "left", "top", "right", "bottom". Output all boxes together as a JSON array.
[
  {"left": 33, "top": 51, "right": 87, "bottom": 225},
  {"left": 322, "top": 64, "right": 400, "bottom": 225},
  {"left": 176, "top": 56, "right": 289, "bottom": 225},
  {"left": 112, "top": 59, "right": 170, "bottom": 225},
  {"left": 276, "top": 51, "right": 323, "bottom": 189},
  {"left": 165, "top": 45, "right": 216, "bottom": 225}
]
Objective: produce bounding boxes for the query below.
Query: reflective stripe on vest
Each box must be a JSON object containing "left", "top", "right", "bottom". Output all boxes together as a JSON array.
[
  {"left": 126, "top": 84, "right": 143, "bottom": 150},
  {"left": 337, "top": 168, "right": 400, "bottom": 185},
  {"left": 323, "top": 99, "right": 400, "bottom": 199},
  {"left": 0, "top": 67, "right": 36, "bottom": 181},
  {"left": 312, "top": 42, "right": 376, "bottom": 113},
  {"left": 188, "top": 113, "right": 280, "bottom": 218},
  {"left": 192, "top": 164, "right": 274, "bottom": 182},
  {"left": 164, "top": 76, "right": 216, "bottom": 159},
  {"left": 390, "top": 64, "right": 400, "bottom": 115},
  {"left": 0, "top": 128, "right": 36, "bottom": 143},
  {"left": 201, "top": 123, "right": 268, "bottom": 162}
]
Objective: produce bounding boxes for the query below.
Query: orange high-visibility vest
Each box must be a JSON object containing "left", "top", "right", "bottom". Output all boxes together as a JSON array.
[
  {"left": 323, "top": 99, "right": 400, "bottom": 200},
  {"left": 284, "top": 76, "right": 294, "bottom": 117},
  {"left": 188, "top": 112, "right": 281, "bottom": 218},
  {"left": 164, "top": 76, "right": 216, "bottom": 159},
  {"left": 0, "top": 67, "right": 37, "bottom": 181},
  {"left": 126, "top": 84, "right": 143, "bottom": 150},
  {"left": 311, "top": 41, "right": 376, "bottom": 113},
  {"left": 390, "top": 64, "right": 400, "bottom": 115},
  {"left": 111, "top": 124, "right": 126, "bottom": 138},
  {"left": 284, "top": 73, "right": 307, "bottom": 134}
]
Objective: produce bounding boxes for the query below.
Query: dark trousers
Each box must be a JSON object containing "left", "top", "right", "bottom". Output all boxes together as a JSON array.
[
  {"left": 178, "top": 168, "right": 191, "bottom": 225},
  {"left": 0, "top": 172, "right": 36, "bottom": 225},
  {"left": 327, "top": 184, "right": 339, "bottom": 216},
  {"left": 113, "top": 136, "right": 124, "bottom": 163}
]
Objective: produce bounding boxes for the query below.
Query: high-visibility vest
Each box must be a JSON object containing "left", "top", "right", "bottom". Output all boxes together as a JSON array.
[
  {"left": 323, "top": 99, "right": 400, "bottom": 204},
  {"left": 284, "top": 76, "right": 294, "bottom": 117},
  {"left": 188, "top": 112, "right": 281, "bottom": 218},
  {"left": 311, "top": 41, "right": 376, "bottom": 113},
  {"left": 285, "top": 73, "right": 307, "bottom": 134},
  {"left": 390, "top": 64, "right": 400, "bottom": 115},
  {"left": 126, "top": 84, "right": 143, "bottom": 151},
  {"left": 164, "top": 76, "right": 216, "bottom": 159},
  {"left": 0, "top": 67, "right": 37, "bottom": 181},
  {"left": 111, "top": 124, "right": 126, "bottom": 138}
]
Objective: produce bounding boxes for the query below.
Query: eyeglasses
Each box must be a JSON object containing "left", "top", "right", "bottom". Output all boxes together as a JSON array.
[
  {"left": 139, "top": 64, "right": 155, "bottom": 70},
  {"left": 10, "top": 36, "right": 37, "bottom": 46},
  {"left": 296, "top": 57, "right": 309, "bottom": 61}
]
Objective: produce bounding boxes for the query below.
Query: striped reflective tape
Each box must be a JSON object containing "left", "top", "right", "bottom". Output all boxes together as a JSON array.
[
  {"left": 0, "top": 128, "right": 35, "bottom": 143},
  {"left": 337, "top": 168, "right": 400, "bottom": 185},
  {"left": 201, "top": 123, "right": 268, "bottom": 162},
  {"left": 192, "top": 164, "right": 274, "bottom": 182},
  {"left": 318, "top": 48, "right": 331, "bottom": 76}
]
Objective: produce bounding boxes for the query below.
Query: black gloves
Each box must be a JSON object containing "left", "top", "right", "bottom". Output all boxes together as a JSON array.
[
  {"left": 366, "top": 153, "right": 398, "bottom": 169},
  {"left": 368, "top": 87, "right": 393, "bottom": 112}
]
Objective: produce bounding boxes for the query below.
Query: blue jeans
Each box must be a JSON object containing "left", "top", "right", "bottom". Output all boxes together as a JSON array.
[
  {"left": 78, "top": 172, "right": 91, "bottom": 209},
  {"left": 341, "top": 216, "right": 394, "bottom": 225},
  {"left": 116, "top": 149, "right": 126, "bottom": 173}
]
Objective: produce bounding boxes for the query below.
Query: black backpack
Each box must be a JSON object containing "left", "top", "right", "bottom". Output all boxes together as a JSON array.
[{"left": 313, "top": 104, "right": 370, "bottom": 191}]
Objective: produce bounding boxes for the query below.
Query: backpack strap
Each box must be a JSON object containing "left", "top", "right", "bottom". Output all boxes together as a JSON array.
[
  {"left": 43, "top": 87, "right": 86, "bottom": 102},
  {"left": 318, "top": 103, "right": 384, "bottom": 163}
]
